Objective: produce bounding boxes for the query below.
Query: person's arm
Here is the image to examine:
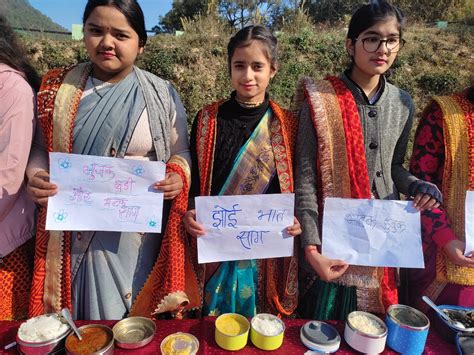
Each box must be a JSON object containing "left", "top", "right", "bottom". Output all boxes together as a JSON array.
[
  {"left": 0, "top": 71, "right": 35, "bottom": 220},
  {"left": 392, "top": 96, "right": 440, "bottom": 211},
  {"left": 295, "top": 102, "right": 320, "bottom": 248},
  {"left": 168, "top": 86, "right": 191, "bottom": 169},
  {"left": 295, "top": 102, "right": 349, "bottom": 280},
  {"left": 410, "top": 101, "right": 472, "bottom": 267},
  {"left": 155, "top": 85, "right": 190, "bottom": 200},
  {"left": 391, "top": 97, "right": 418, "bottom": 195}
]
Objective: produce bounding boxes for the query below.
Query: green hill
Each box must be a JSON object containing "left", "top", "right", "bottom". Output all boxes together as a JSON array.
[{"left": 0, "top": 0, "right": 67, "bottom": 33}]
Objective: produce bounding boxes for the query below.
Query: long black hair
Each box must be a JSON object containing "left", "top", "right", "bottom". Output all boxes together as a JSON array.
[
  {"left": 0, "top": 15, "right": 40, "bottom": 91},
  {"left": 83, "top": 0, "right": 147, "bottom": 47},
  {"left": 227, "top": 25, "right": 278, "bottom": 73},
  {"left": 347, "top": 0, "right": 406, "bottom": 41}
]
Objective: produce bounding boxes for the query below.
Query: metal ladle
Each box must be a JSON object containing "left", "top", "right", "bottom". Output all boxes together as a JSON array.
[
  {"left": 422, "top": 296, "right": 466, "bottom": 330},
  {"left": 61, "top": 308, "right": 82, "bottom": 341}
]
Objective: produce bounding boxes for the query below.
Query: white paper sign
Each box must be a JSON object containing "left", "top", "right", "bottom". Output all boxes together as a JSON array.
[
  {"left": 196, "top": 194, "right": 295, "bottom": 263},
  {"left": 465, "top": 191, "right": 474, "bottom": 256},
  {"left": 46, "top": 152, "right": 166, "bottom": 233},
  {"left": 322, "top": 198, "right": 424, "bottom": 268}
]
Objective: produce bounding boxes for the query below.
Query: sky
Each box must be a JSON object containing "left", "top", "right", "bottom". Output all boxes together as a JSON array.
[{"left": 29, "top": 0, "right": 173, "bottom": 32}]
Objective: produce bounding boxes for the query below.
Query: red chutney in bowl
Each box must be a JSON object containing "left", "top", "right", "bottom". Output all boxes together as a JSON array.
[{"left": 65, "top": 326, "right": 112, "bottom": 354}]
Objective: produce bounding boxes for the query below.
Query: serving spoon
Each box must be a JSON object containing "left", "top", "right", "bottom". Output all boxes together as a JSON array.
[
  {"left": 422, "top": 296, "right": 466, "bottom": 330},
  {"left": 61, "top": 308, "right": 82, "bottom": 341}
]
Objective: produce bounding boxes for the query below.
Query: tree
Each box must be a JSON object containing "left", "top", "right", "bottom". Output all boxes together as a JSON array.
[
  {"left": 157, "top": 0, "right": 210, "bottom": 33},
  {"left": 157, "top": 0, "right": 292, "bottom": 32},
  {"left": 218, "top": 0, "right": 285, "bottom": 28},
  {"left": 303, "top": 0, "right": 471, "bottom": 23}
]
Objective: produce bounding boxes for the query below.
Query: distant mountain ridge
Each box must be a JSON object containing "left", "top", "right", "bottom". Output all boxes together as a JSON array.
[{"left": 0, "top": 0, "right": 67, "bottom": 32}]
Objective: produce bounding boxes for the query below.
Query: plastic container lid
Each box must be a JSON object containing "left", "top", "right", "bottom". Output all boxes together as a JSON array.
[{"left": 300, "top": 321, "right": 341, "bottom": 353}]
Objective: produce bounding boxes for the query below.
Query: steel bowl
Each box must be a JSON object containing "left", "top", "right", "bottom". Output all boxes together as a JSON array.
[
  {"left": 161, "top": 332, "right": 199, "bottom": 355},
  {"left": 65, "top": 324, "right": 114, "bottom": 355},
  {"left": 16, "top": 313, "right": 71, "bottom": 355},
  {"left": 112, "top": 316, "right": 156, "bottom": 349}
]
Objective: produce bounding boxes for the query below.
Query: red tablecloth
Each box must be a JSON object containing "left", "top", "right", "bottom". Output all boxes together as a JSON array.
[{"left": 0, "top": 317, "right": 457, "bottom": 354}]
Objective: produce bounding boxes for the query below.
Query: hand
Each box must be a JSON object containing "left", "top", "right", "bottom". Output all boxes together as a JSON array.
[
  {"left": 26, "top": 170, "right": 57, "bottom": 207},
  {"left": 154, "top": 172, "right": 183, "bottom": 200},
  {"left": 286, "top": 216, "right": 302, "bottom": 236},
  {"left": 409, "top": 180, "right": 442, "bottom": 211},
  {"left": 304, "top": 246, "right": 349, "bottom": 281},
  {"left": 443, "top": 240, "right": 474, "bottom": 268},
  {"left": 413, "top": 193, "right": 440, "bottom": 211},
  {"left": 183, "top": 209, "right": 206, "bottom": 237}
]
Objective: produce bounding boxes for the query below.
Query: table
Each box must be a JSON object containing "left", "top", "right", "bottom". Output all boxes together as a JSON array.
[{"left": 0, "top": 317, "right": 457, "bottom": 354}]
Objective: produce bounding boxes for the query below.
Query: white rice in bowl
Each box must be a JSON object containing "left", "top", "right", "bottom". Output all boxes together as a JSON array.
[
  {"left": 18, "top": 314, "right": 70, "bottom": 343},
  {"left": 252, "top": 314, "right": 284, "bottom": 336},
  {"left": 349, "top": 313, "right": 385, "bottom": 336}
]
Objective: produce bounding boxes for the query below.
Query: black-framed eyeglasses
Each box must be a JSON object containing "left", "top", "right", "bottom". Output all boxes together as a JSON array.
[{"left": 355, "top": 36, "right": 406, "bottom": 53}]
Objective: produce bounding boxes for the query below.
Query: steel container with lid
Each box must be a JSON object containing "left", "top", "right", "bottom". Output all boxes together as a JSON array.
[
  {"left": 300, "top": 320, "right": 341, "bottom": 353},
  {"left": 386, "top": 304, "right": 430, "bottom": 355},
  {"left": 344, "top": 311, "right": 387, "bottom": 354}
]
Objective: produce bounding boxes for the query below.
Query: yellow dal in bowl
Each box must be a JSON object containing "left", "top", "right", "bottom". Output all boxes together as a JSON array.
[{"left": 216, "top": 316, "right": 248, "bottom": 336}]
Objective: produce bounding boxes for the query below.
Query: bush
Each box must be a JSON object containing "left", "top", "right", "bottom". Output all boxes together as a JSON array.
[
  {"left": 20, "top": 15, "right": 473, "bottom": 135},
  {"left": 418, "top": 72, "right": 460, "bottom": 96}
]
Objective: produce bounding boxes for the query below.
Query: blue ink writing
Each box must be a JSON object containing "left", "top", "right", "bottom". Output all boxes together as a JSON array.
[
  {"left": 345, "top": 214, "right": 406, "bottom": 234},
  {"left": 345, "top": 214, "right": 377, "bottom": 229},
  {"left": 257, "top": 209, "right": 287, "bottom": 223},
  {"left": 211, "top": 204, "right": 242, "bottom": 229},
  {"left": 236, "top": 230, "right": 269, "bottom": 250},
  {"left": 383, "top": 218, "right": 406, "bottom": 234}
]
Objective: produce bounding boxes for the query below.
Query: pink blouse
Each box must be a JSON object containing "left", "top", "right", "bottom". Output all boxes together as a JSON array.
[{"left": 0, "top": 64, "right": 36, "bottom": 257}]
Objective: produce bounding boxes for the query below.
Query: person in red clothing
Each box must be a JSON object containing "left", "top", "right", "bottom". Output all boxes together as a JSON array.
[{"left": 403, "top": 85, "right": 474, "bottom": 311}]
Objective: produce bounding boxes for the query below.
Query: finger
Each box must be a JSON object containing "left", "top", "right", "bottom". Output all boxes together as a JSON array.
[
  {"left": 413, "top": 193, "right": 423, "bottom": 207},
  {"left": 155, "top": 172, "right": 180, "bottom": 184},
  {"left": 189, "top": 226, "right": 206, "bottom": 237},
  {"left": 331, "top": 259, "right": 348, "bottom": 267},
  {"left": 415, "top": 194, "right": 431, "bottom": 209},
  {"left": 288, "top": 229, "right": 302, "bottom": 236},
  {"left": 185, "top": 216, "right": 205, "bottom": 233},
  {"left": 418, "top": 198, "right": 438, "bottom": 211},
  {"left": 163, "top": 190, "right": 180, "bottom": 199},
  {"left": 424, "top": 199, "right": 439, "bottom": 210},
  {"left": 155, "top": 181, "right": 180, "bottom": 190},
  {"left": 30, "top": 177, "right": 57, "bottom": 190},
  {"left": 28, "top": 186, "right": 57, "bottom": 198},
  {"left": 460, "top": 256, "right": 474, "bottom": 267},
  {"left": 332, "top": 263, "right": 349, "bottom": 275}
]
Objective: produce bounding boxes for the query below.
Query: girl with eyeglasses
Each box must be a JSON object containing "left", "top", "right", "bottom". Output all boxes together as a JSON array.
[{"left": 294, "top": 0, "right": 441, "bottom": 320}]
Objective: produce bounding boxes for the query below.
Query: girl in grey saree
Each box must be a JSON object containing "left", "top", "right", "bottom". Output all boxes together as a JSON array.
[{"left": 26, "top": 0, "right": 198, "bottom": 320}]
